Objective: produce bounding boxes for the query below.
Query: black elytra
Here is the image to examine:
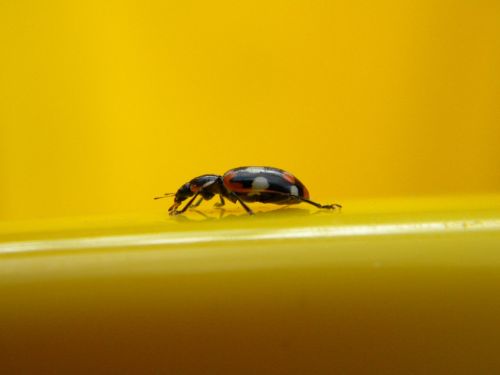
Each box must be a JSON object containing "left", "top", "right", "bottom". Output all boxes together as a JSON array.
[{"left": 155, "top": 166, "right": 342, "bottom": 215}]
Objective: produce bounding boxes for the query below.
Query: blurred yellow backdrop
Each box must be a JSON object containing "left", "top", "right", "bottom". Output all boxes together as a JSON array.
[{"left": 0, "top": 0, "right": 499, "bottom": 220}]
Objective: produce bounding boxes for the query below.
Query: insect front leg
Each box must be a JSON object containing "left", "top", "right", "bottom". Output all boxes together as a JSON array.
[{"left": 171, "top": 192, "right": 200, "bottom": 215}]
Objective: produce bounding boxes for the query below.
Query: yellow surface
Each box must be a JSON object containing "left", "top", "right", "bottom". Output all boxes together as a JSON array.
[
  {"left": 0, "top": 0, "right": 499, "bottom": 220},
  {"left": 1, "top": 1, "right": 500, "bottom": 373},
  {"left": 1, "top": 196, "right": 500, "bottom": 374}
]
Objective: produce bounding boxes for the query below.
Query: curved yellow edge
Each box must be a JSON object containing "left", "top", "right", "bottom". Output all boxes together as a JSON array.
[{"left": 1, "top": 195, "right": 500, "bottom": 374}]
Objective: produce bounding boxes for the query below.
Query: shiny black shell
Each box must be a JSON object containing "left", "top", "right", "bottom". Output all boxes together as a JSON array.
[{"left": 223, "top": 166, "right": 309, "bottom": 204}]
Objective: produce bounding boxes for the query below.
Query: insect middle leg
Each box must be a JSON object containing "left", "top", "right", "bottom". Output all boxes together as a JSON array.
[
  {"left": 190, "top": 194, "right": 225, "bottom": 209},
  {"left": 214, "top": 195, "right": 226, "bottom": 207},
  {"left": 190, "top": 196, "right": 204, "bottom": 208}
]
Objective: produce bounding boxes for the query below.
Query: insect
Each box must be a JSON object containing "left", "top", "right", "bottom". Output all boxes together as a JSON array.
[{"left": 155, "top": 166, "right": 342, "bottom": 216}]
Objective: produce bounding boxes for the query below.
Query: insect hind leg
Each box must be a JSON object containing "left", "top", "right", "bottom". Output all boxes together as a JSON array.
[
  {"left": 229, "top": 192, "right": 254, "bottom": 215},
  {"left": 300, "top": 198, "right": 342, "bottom": 210}
]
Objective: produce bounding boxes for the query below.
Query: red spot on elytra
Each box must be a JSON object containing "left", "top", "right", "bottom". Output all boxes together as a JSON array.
[
  {"left": 282, "top": 172, "right": 296, "bottom": 184},
  {"left": 302, "top": 184, "right": 310, "bottom": 199},
  {"left": 223, "top": 171, "right": 246, "bottom": 192}
]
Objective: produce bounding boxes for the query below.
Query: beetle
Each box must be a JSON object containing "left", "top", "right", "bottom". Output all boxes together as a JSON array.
[{"left": 155, "top": 166, "right": 342, "bottom": 216}]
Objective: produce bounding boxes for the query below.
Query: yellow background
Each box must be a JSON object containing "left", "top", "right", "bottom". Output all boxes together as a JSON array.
[{"left": 1, "top": 0, "right": 499, "bottom": 221}]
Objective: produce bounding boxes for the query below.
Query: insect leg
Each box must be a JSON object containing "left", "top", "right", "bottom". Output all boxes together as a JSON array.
[
  {"left": 214, "top": 195, "right": 226, "bottom": 207},
  {"left": 229, "top": 193, "right": 254, "bottom": 215},
  {"left": 300, "top": 198, "right": 342, "bottom": 210},
  {"left": 171, "top": 192, "right": 200, "bottom": 215},
  {"left": 190, "top": 196, "right": 204, "bottom": 208}
]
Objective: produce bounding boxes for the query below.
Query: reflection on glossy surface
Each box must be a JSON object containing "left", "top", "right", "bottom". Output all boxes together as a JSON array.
[{"left": 0, "top": 195, "right": 499, "bottom": 256}]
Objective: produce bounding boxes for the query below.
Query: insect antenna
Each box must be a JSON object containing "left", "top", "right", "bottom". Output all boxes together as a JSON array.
[{"left": 154, "top": 193, "right": 175, "bottom": 200}]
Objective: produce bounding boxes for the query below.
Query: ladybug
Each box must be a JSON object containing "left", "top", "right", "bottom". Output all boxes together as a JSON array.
[{"left": 155, "top": 166, "right": 342, "bottom": 216}]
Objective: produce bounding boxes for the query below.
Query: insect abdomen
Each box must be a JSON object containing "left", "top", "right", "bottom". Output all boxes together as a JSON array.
[{"left": 223, "top": 166, "right": 309, "bottom": 204}]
